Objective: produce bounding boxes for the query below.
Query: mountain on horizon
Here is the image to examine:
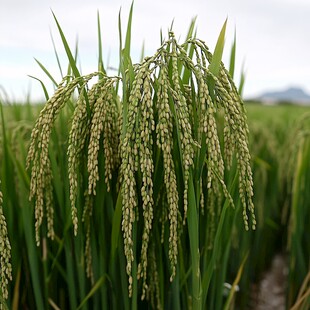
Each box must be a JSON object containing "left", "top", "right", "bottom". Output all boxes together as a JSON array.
[{"left": 256, "top": 87, "right": 310, "bottom": 104}]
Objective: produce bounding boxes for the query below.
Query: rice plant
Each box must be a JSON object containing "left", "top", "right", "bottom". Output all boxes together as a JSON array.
[
  {"left": 284, "top": 113, "right": 310, "bottom": 308},
  {"left": 23, "top": 8, "right": 256, "bottom": 310}
]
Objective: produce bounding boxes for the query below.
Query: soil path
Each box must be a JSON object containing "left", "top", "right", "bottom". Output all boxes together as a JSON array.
[{"left": 250, "top": 254, "right": 287, "bottom": 309}]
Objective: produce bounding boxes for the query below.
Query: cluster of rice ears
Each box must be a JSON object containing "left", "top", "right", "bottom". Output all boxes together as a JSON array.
[
  {"left": 23, "top": 9, "right": 255, "bottom": 310},
  {"left": 0, "top": 8, "right": 257, "bottom": 310},
  {"left": 27, "top": 17, "right": 255, "bottom": 309}
]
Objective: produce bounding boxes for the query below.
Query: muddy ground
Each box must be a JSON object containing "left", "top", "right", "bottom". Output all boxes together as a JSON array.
[{"left": 249, "top": 254, "right": 287, "bottom": 310}]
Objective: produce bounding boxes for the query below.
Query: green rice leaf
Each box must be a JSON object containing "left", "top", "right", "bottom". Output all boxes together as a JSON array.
[
  {"left": 238, "top": 60, "right": 246, "bottom": 96},
  {"left": 50, "top": 30, "right": 64, "bottom": 78},
  {"left": 76, "top": 275, "right": 108, "bottom": 310},
  {"left": 187, "top": 174, "right": 202, "bottom": 310},
  {"left": 28, "top": 75, "right": 49, "bottom": 101},
  {"left": 229, "top": 29, "right": 236, "bottom": 79},
  {"left": 110, "top": 191, "right": 123, "bottom": 261},
  {"left": 223, "top": 252, "right": 248, "bottom": 310},
  {"left": 52, "top": 11, "right": 81, "bottom": 79},
  {"left": 208, "top": 18, "right": 227, "bottom": 99},
  {"left": 209, "top": 18, "right": 227, "bottom": 76},
  {"left": 140, "top": 40, "right": 145, "bottom": 63},
  {"left": 33, "top": 58, "right": 58, "bottom": 87},
  {"left": 97, "top": 11, "right": 106, "bottom": 74},
  {"left": 124, "top": 2, "right": 133, "bottom": 61}
]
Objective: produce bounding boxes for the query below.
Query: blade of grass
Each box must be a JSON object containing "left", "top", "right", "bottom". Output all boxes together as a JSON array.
[
  {"left": 12, "top": 264, "right": 21, "bottom": 310},
  {"left": 140, "top": 40, "right": 145, "bottom": 63},
  {"left": 110, "top": 191, "right": 123, "bottom": 262},
  {"left": 187, "top": 173, "right": 202, "bottom": 310},
  {"left": 50, "top": 29, "right": 64, "bottom": 78},
  {"left": 64, "top": 236, "right": 78, "bottom": 310},
  {"left": 238, "top": 60, "right": 246, "bottom": 96},
  {"left": 209, "top": 18, "right": 227, "bottom": 76},
  {"left": 180, "top": 17, "right": 196, "bottom": 80},
  {"left": 76, "top": 275, "right": 108, "bottom": 310},
  {"left": 208, "top": 18, "right": 227, "bottom": 99},
  {"left": 28, "top": 75, "right": 49, "bottom": 101},
  {"left": 229, "top": 29, "right": 236, "bottom": 79},
  {"left": 20, "top": 201, "right": 45, "bottom": 310},
  {"left": 97, "top": 11, "right": 106, "bottom": 74},
  {"left": 120, "top": 2, "right": 134, "bottom": 139},
  {"left": 182, "top": 33, "right": 196, "bottom": 85},
  {"left": 223, "top": 252, "right": 249, "bottom": 310},
  {"left": 52, "top": 11, "right": 91, "bottom": 116},
  {"left": 48, "top": 298, "right": 61, "bottom": 310},
  {"left": 52, "top": 12, "right": 81, "bottom": 79},
  {"left": 124, "top": 2, "right": 133, "bottom": 60},
  {"left": 119, "top": 240, "right": 130, "bottom": 310},
  {"left": 201, "top": 172, "right": 238, "bottom": 307},
  {"left": 171, "top": 269, "right": 181, "bottom": 310},
  {"left": 34, "top": 58, "right": 58, "bottom": 87}
]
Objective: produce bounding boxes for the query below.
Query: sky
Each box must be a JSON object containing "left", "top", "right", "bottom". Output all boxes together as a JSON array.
[{"left": 1, "top": 0, "right": 310, "bottom": 102}]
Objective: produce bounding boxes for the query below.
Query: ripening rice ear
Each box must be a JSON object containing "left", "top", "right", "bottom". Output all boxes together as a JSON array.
[
  {"left": 0, "top": 182, "right": 12, "bottom": 303},
  {"left": 26, "top": 30, "right": 255, "bottom": 305}
]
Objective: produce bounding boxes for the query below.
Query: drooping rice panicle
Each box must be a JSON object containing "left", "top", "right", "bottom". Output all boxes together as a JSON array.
[
  {"left": 87, "top": 79, "right": 119, "bottom": 195},
  {"left": 27, "top": 73, "right": 100, "bottom": 244},
  {"left": 156, "top": 59, "right": 179, "bottom": 281},
  {"left": 0, "top": 183, "right": 12, "bottom": 305},
  {"left": 82, "top": 192, "right": 94, "bottom": 282},
  {"left": 136, "top": 72, "right": 155, "bottom": 298},
  {"left": 120, "top": 64, "right": 147, "bottom": 296}
]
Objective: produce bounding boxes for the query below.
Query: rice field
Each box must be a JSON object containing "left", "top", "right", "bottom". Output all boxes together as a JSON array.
[{"left": 0, "top": 7, "right": 309, "bottom": 310}]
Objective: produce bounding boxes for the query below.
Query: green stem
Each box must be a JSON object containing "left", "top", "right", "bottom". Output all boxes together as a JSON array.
[{"left": 187, "top": 173, "right": 202, "bottom": 310}]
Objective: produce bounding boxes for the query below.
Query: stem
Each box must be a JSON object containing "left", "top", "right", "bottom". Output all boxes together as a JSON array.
[{"left": 187, "top": 173, "right": 202, "bottom": 310}]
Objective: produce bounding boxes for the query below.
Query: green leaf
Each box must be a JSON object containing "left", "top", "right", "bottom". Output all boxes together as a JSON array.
[
  {"left": 118, "top": 8, "right": 123, "bottom": 60},
  {"left": 238, "top": 60, "right": 246, "bottom": 96},
  {"left": 201, "top": 173, "right": 238, "bottom": 306},
  {"left": 229, "top": 29, "right": 236, "bottom": 79},
  {"left": 52, "top": 11, "right": 91, "bottom": 114},
  {"left": 209, "top": 18, "right": 227, "bottom": 76},
  {"left": 50, "top": 30, "right": 64, "bottom": 78},
  {"left": 76, "top": 275, "right": 108, "bottom": 310},
  {"left": 110, "top": 191, "right": 123, "bottom": 261},
  {"left": 185, "top": 17, "right": 197, "bottom": 41},
  {"left": 223, "top": 252, "right": 249, "bottom": 310},
  {"left": 181, "top": 18, "right": 197, "bottom": 83},
  {"left": 187, "top": 174, "right": 202, "bottom": 310},
  {"left": 28, "top": 75, "right": 49, "bottom": 101},
  {"left": 34, "top": 58, "right": 58, "bottom": 87},
  {"left": 52, "top": 11, "right": 81, "bottom": 79},
  {"left": 208, "top": 18, "right": 227, "bottom": 99},
  {"left": 140, "top": 40, "right": 145, "bottom": 63},
  {"left": 97, "top": 11, "right": 106, "bottom": 74},
  {"left": 124, "top": 2, "right": 134, "bottom": 61}
]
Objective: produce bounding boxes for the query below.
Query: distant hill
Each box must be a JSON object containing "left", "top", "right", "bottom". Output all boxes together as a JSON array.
[{"left": 256, "top": 87, "right": 310, "bottom": 105}]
